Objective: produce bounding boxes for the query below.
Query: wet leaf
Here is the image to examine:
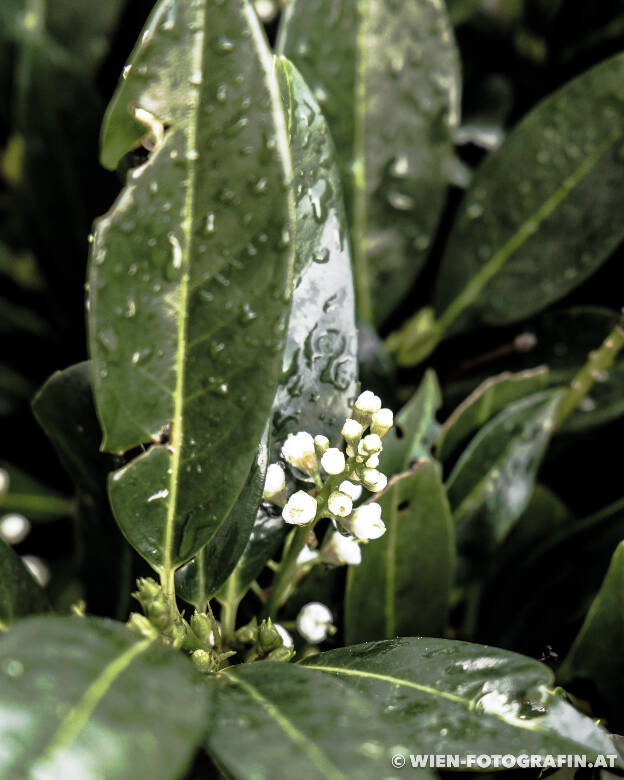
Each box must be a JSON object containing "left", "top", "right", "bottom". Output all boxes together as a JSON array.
[
  {"left": 434, "top": 53, "right": 624, "bottom": 335},
  {"left": 559, "top": 541, "right": 624, "bottom": 717},
  {"left": 89, "top": 0, "right": 295, "bottom": 577},
  {"left": 0, "top": 616, "right": 205, "bottom": 779},
  {"left": 279, "top": 0, "right": 460, "bottom": 325},
  {"left": 380, "top": 369, "right": 441, "bottom": 477},
  {"left": 175, "top": 428, "right": 268, "bottom": 609},
  {"left": 345, "top": 462, "right": 455, "bottom": 643},
  {"left": 303, "top": 638, "right": 621, "bottom": 762},
  {"left": 446, "top": 390, "right": 562, "bottom": 569},
  {"left": 0, "top": 538, "right": 49, "bottom": 624},
  {"left": 271, "top": 58, "right": 358, "bottom": 450},
  {"left": 437, "top": 367, "right": 550, "bottom": 461},
  {"left": 204, "top": 661, "right": 425, "bottom": 779}
]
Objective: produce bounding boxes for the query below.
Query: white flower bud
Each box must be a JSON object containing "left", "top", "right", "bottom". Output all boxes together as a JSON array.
[
  {"left": 0, "top": 513, "right": 30, "bottom": 545},
  {"left": 357, "top": 434, "right": 383, "bottom": 459},
  {"left": 370, "top": 408, "right": 394, "bottom": 438},
  {"left": 327, "top": 491, "right": 353, "bottom": 518},
  {"left": 282, "top": 491, "right": 317, "bottom": 526},
  {"left": 263, "top": 463, "right": 286, "bottom": 503},
  {"left": 322, "top": 532, "right": 362, "bottom": 566},
  {"left": 347, "top": 503, "right": 386, "bottom": 540},
  {"left": 296, "top": 545, "right": 319, "bottom": 566},
  {"left": 281, "top": 432, "right": 318, "bottom": 475},
  {"left": 275, "top": 623, "right": 294, "bottom": 648},
  {"left": 321, "top": 448, "right": 346, "bottom": 476},
  {"left": 314, "top": 435, "right": 330, "bottom": 456},
  {"left": 365, "top": 453, "right": 380, "bottom": 469},
  {"left": 339, "top": 480, "right": 362, "bottom": 501},
  {"left": 296, "top": 602, "right": 333, "bottom": 644},
  {"left": 341, "top": 418, "right": 364, "bottom": 444},
  {"left": 353, "top": 390, "right": 382, "bottom": 425},
  {"left": 361, "top": 469, "right": 388, "bottom": 494}
]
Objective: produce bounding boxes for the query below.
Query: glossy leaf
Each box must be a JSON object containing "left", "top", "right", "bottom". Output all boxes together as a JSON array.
[
  {"left": 434, "top": 53, "right": 624, "bottom": 335},
  {"left": 446, "top": 390, "right": 562, "bottom": 567},
  {"left": 437, "top": 367, "right": 550, "bottom": 461},
  {"left": 345, "top": 462, "right": 455, "bottom": 643},
  {"left": 175, "top": 428, "right": 268, "bottom": 609},
  {"left": 0, "top": 617, "right": 205, "bottom": 779},
  {"left": 279, "top": 0, "right": 460, "bottom": 325},
  {"left": 205, "top": 661, "right": 427, "bottom": 779},
  {"left": 32, "top": 363, "right": 134, "bottom": 618},
  {"left": 271, "top": 57, "right": 358, "bottom": 450},
  {"left": 380, "top": 369, "right": 441, "bottom": 477},
  {"left": 0, "top": 539, "right": 49, "bottom": 624},
  {"left": 89, "top": 0, "right": 295, "bottom": 576},
  {"left": 559, "top": 541, "right": 624, "bottom": 716},
  {"left": 303, "top": 638, "right": 621, "bottom": 762}
]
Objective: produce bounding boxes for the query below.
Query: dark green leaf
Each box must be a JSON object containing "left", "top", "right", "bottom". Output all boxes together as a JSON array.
[
  {"left": 434, "top": 53, "right": 624, "bottom": 335},
  {"left": 0, "top": 539, "right": 49, "bottom": 624},
  {"left": 175, "top": 428, "right": 268, "bottom": 609},
  {"left": 559, "top": 541, "right": 624, "bottom": 716},
  {"left": 380, "top": 369, "right": 441, "bottom": 477},
  {"left": 437, "top": 367, "right": 550, "bottom": 461},
  {"left": 89, "top": 0, "right": 295, "bottom": 577},
  {"left": 205, "top": 661, "right": 429, "bottom": 779},
  {"left": 279, "top": 0, "right": 460, "bottom": 325},
  {"left": 303, "top": 638, "right": 621, "bottom": 761},
  {"left": 271, "top": 58, "right": 357, "bottom": 450},
  {"left": 345, "top": 462, "right": 455, "bottom": 643},
  {"left": 446, "top": 390, "right": 562, "bottom": 567},
  {"left": 0, "top": 616, "right": 205, "bottom": 779},
  {"left": 0, "top": 462, "right": 71, "bottom": 520}
]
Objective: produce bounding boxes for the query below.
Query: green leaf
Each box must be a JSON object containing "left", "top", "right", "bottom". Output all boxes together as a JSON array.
[
  {"left": 271, "top": 57, "right": 358, "bottom": 449},
  {"left": 446, "top": 390, "right": 562, "bottom": 567},
  {"left": 175, "top": 428, "right": 268, "bottom": 609},
  {"left": 434, "top": 53, "right": 624, "bottom": 335},
  {"left": 380, "top": 369, "right": 441, "bottom": 477},
  {"left": 0, "top": 539, "right": 49, "bottom": 624},
  {"left": 278, "top": 0, "right": 460, "bottom": 325},
  {"left": 559, "top": 541, "right": 624, "bottom": 716},
  {"left": 303, "top": 638, "right": 621, "bottom": 762},
  {"left": 0, "top": 616, "right": 205, "bottom": 779},
  {"left": 0, "top": 462, "right": 72, "bottom": 520},
  {"left": 205, "top": 661, "right": 430, "bottom": 779},
  {"left": 32, "top": 363, "right": 135, "bottom": 619},
  {"left": 345, "top": 462, "right": 455, "bottom": 643},
  {"left": 437, "top": 367, "right": 550, "bottom": 461},
  {"left": 89, "top": 0, "right": 295, "bottom": 577}
]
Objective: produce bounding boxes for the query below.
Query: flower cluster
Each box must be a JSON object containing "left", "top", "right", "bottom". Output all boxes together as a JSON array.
[{"left": 262, "top": 390, "right": 394, "bottom": 567}]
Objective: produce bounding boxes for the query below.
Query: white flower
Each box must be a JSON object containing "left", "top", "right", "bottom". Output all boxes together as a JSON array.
[
  {"left": 0, "top": 513, "right": 30, "bottom": 545},
  {"left": 297, "top": 602, "right": 333, "bottom": 644},
  {"left": 353, "top": 390, "right": 382, "bottom": 425},
  {"left": 361, "top": 469, "right": 388, "bottom": 494},
  {"left": 347, "top": 503, "right": 386, "bottom": 540},
  {"left": 314, "top": 435, "right": 329, "bottom": 456},
  {"left": 370, "top": 408, "right": 394, "bottom": 438},
  {"left": 321, "top": 448, "right": 346, "bottom": 476},
  {"left": 296, "top": 545, "right": 319, "bottom": 566},
  {"left": 341, "top": 418, "right": 364, "bottom": 443},
  {"left": 339, "top": 480, "right": 362, "bottom": 501},
  {"left": 322, "top": 532, "right": 362, "bottom": 566},
  {"left": 275, "top": 623, "right": 294, "bottom": 648},
  {"left": 282, "top": 491, "right": 317, "bottom": 526},
  {"left": 357, "top": 433, "right": 382, "bottom": 459},
  {"left": 263, "top": 463, "right": 286, "bottom": 501},
  {"left": 365, "top": 453, "right": 380, "bottom": 469},
  {"left": 327, "top": 491, "right": 353, "bottom": 518},
  {"left": 282, "top": 432, "right": 318, "bottom": 475}
]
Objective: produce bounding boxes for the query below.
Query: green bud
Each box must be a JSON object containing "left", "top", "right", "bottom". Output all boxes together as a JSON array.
[
  {"left": 190, "top": 612, "right": 214, "bottom": 646},
  {"left": 191, "top": 649, "right": 219, "bottom": 674},
  {"left": 235, "top": 618, "right": 258, "bottom": 645},
  {"left": 257, "top": 618, "right": 282, "bottom": 653},
  {"left": 266, "top": 646, "right": 295, "bottom": 662},
  {"left": 133, "top": 577, "right": 162, "bottom": 611},
  {"left": 127, "top": 612, "right": 158, "bottom": 640}
]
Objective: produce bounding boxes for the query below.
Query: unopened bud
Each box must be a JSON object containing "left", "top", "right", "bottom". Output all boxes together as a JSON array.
[
  {"left": 357, "top": 434, "right": 382, "bottom": 460},
  {"left": 339, "top": 480, "right": 362, "bottom": 501},
  {"left": 266, "top": 645, "right": 295, "bottom": 662},
  {"left": 327, "top": 491, "right": 353, "bottom": 518},
  {"left": 263, "top": 463, "right": 286, "bottom": 505},
  {"left": 282, "top": 432, "right": 318, "bottom": 476},
  {"left": 370, "top": 408, "right": 394, "bottom": 438},
  {"left": 321, "top": 448, "right": 346, "bottom": 476},
  {"left": 297, "top": 602, "right": 333, "bottom": 644},
  {"left": 190, "top": 612, "right": 215, "bottom": 647},
  {"left": 341, "top": 418, "right": 364, "bottom": 446},
  {"left": 127, "top": 612, "right": 159, "bottom": 640},
  {"left": 353, "top": 391, "right": 381, "bottom": 426},
  {"left": 282, "top": 491, "right": 317, "bottom": 526},
  {"left": 361, "top": 469, "right": 387, "bottom": 494},
  {"left": 314, "top": 435, "right": 329, "bottom": 456},
  {"left": 321, "top": 532, "right": 362, "bottom": 566},
  {"left": 258, "top": 618, "right": 283, "bottom": 653},
  {"left": 192, "top": 648, "right": 219, "bottom": 673},
  {"left": 346, "top": 503, "right": 386, "bottom": 540}
]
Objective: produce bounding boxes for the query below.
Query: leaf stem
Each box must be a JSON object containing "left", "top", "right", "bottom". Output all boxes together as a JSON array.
[{"left": 555, "top": 311, "right": 624, "bottom": 429}]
